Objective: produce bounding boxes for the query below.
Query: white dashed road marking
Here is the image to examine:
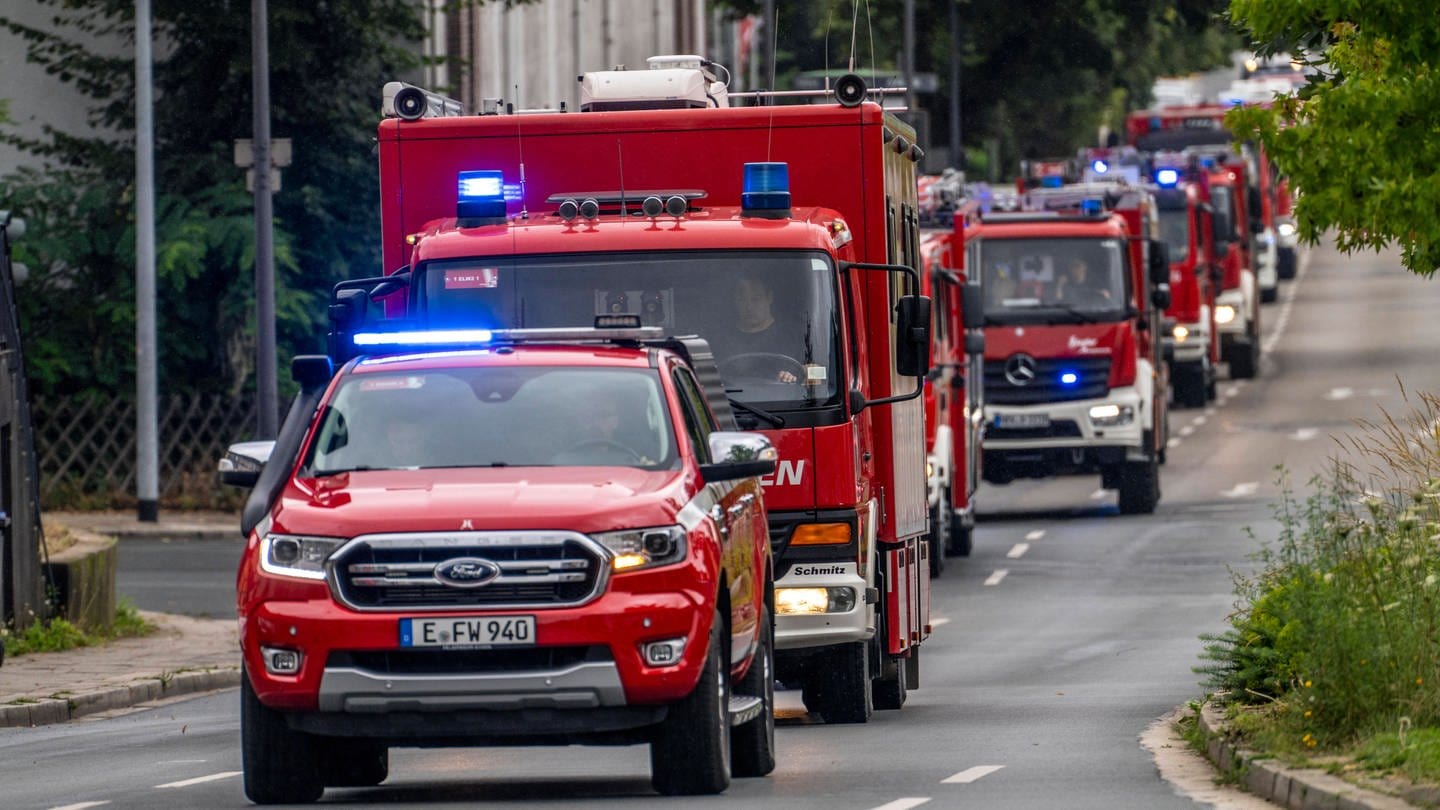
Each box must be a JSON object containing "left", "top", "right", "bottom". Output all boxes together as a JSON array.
[
  {"left": 1006, "top": 543, "right": 1029, "bottom": 559},
  {"left": 1024, "top": 529, "right": 1045, "bottom": 541},
  {"left": 1167, "top": 437, "right": 1182, "bottom": 449},
  {"left": 943, "top": 765, "right": 1006, "bottom": 784},
  {"left": 868, "top": 799, "right": 931, "bottom": 810},
  {"left": 1179, "top": 425, "right": 1196, "bottom": 437},
  {"left": 983, "top": 570, "right": 1009, "bottom": 587},
  {"left": 1191, "top": 415, "right": 1208, "bottom": 426},
  {"left": 1291, "top": 428, "right": 1319, "bottom": 441},
  {"left": 155, "top": 771, "right": 242, "bottom": 789},
  {"left": 1221, "top": 482, "right": 1259, "bottom": 499},
  {"left": 1204, "top": 407, "right": 1216, "bottom": 416},
  {"left": 931, "top": 617, "right": 951, "bottom": 627},
  {"left": 47, "top": 803, "right": 111, "bottom": 810},
  {"left": 1323, "top": 387, "right": 1355, "bottom": 401},
  {"left": 1225, "top": 385, "right": 1240, "bottom": 398}
]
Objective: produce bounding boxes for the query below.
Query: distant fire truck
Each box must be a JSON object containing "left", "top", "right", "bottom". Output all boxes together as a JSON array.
[
  {"left": 961, "top": 183, "right": 1172, "bottom": 513},
  {"left": 1149, "top": 158, "right": 1221, "bottom": 407},
  {"left": 358, "top": 58, "right": 935, "bottom": 722}
]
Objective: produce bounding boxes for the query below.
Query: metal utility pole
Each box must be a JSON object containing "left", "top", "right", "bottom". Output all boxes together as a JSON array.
[
  {"left": 252, "top": 0, "right": 278, "bottom": 438},
  {"left": 949, "top": 0, "right": 963, "bottom": 170},
  {"left": 903, "top": 0, "right": 916, "bottom": 110},
  {"left": 135, "top": 0, "right": 159, "bottom": 521}
]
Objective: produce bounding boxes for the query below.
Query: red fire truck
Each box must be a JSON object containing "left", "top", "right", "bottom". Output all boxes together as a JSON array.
[
  {"left": 223, "top": 329, "right": 777, "bottom": 801},
  {"left": 918, "top": 229, "right": 984, "bottom": 573},
  {"left": 962, "top": 184, "right": 1172, "bottom": 513},
  {"left": 1150, "top": 160, "right": 1221, "bottom": 407},
  {"left": 362, "top": 62, "right": 934, "bottom": 722},
  {"left": 1127, "top": 107, "right": 1263, "bottom": 379}
]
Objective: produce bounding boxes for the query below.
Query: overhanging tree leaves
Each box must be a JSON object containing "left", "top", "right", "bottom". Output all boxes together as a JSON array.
[{"left": 1227, "top": 1, "right": 1440, "bottom": 276}]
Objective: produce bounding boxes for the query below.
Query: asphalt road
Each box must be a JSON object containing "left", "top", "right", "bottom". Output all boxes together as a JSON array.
[
  {"left": 6, "top": 244, "right": 1431, "bottom": 809},
  {"left": 117, "top": 538, "right": 242, "bottom": 618}
]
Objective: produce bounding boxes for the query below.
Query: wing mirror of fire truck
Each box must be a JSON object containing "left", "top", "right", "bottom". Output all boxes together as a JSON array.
[
  {"left": 960, "top": 282, "right": 985, "bottom": 330},
  {"left": 700, "top": 432, "right": 778, "bottom": 483},
  {"left": 218, "top": 440, "right": 275, "bottom": 488},
  {"left": 292, "top": 354, "right": 335, "bottom": 394},
  {"left": 1148, "top": 240, "right": 1171, "bottom": 287},
  {"left": 1151, "top": 284, "right": 1172, "bottom": 311},
  {"left": 895, "top": 294, "right": 933, "bottom": 377},
  {"left": 964, "top": 331, "right": 986, "bottom": 356}
]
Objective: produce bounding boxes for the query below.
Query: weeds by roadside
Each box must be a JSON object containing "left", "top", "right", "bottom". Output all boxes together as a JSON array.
[
  {"left": 1196, "top": 388, "right": 1440, "bottom": 786},
  {"left": 1, "top": 599, "right": 155, "bottom": 658}
]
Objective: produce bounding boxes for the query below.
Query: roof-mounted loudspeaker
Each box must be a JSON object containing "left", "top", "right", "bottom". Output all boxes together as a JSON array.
[{"left": 835, "top": 74, "right": 867, "bottom": 108}]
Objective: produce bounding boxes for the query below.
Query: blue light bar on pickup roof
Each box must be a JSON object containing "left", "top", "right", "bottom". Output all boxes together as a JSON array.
[{"left": 353, "top": 329, "right": 494, "bottom": 347}]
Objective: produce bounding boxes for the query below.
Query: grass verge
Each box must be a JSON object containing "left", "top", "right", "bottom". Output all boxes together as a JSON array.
[{"left": 2, "top": 598, "right": 155, "bottom": 658}]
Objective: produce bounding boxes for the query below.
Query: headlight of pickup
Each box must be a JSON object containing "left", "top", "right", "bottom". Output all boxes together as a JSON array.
[
  {"left": 593, "top": 525, "right": 688, "bottom": 572},
  {"left": 260, "top": 534, "right": 344, "bottom": 581}
]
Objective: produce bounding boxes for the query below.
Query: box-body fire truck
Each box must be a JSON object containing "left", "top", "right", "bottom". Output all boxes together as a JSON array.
[
  {"left": 223, "top": 328, "right": 777, "bottom": 802},
  {"left": 363, "top": 60, "right": 935, "bottom": 723},
  {"left": 918, "top": 226, "right": 984, "bottom": 572},
  {"left": 1128, "top": 107, "right": 1263, "bottom": 380},
  {"left": 964, "top": 184, "right": 1172, "bottom": 514},
  {"left": 1150, "top": 163, "right": 1221, "bottom": 407}
]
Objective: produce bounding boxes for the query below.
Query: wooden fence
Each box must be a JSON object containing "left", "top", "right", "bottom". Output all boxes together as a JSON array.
[{"left": 32, "top": 393, "right": 259, "bottom": 509}]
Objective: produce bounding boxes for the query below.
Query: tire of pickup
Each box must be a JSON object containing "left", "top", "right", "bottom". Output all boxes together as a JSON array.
[
  {"left": 1117, "top": 455, "right": 1161, "bottom": 515},
  {"left": 241, "top": 667, "right": 324, "bottom": 805},
  {"left": 731, "top": 605, "right": 776, "bottom": 778},
  {"left": 650, "top": 608, "right": 731, "bottom": 795},
  {"left": 801, "top": 640, "right": 873, "bottom": 724},
  {"left": 322, "top": 740, "right": 389, "bottom": 787}
]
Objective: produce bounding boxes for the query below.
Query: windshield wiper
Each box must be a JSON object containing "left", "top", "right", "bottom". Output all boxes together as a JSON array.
[
  {"left": 1045, "top": 304, "right": 1100, "bottom": 324},
  {"left": 309, "top": 465, "right": 389, "bottom": 476},
  {"left": 728, "top": 397, "right": 785, "bottom": 429}
]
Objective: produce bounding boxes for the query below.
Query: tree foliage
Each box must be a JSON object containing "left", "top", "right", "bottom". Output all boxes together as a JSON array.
[
  {"left": 0, "top": 0, "right": 428, "bottom": 401},
  {"left": 1227, "top": 1, "right": 1440, "bottom": 276}
]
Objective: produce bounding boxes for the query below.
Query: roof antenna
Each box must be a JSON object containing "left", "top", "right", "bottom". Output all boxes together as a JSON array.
[
  {"left": 617, "top": 140, "right": 627, "bottom": 217},
  {"left": 514, "top": 84, "right": 528, "bottom": 220},
  {"left": 849, "top": 0, "right": 860, "bottom": 73},
  {"left": 824, "top": 8, "right": 833, "bottom": 95},
  {"left": 766, "top": 5, "right": 781, "bottom": 160}
]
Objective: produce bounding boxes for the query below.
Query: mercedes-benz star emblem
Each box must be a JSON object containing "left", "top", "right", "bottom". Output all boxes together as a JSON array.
[{"left": 1004, "top": 353, "right": 1039, "bottom": 386}]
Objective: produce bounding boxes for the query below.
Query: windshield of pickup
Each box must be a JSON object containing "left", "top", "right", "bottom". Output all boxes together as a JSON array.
[
  {"left": 414, "top": 251, "right": 841, "bottom": 411},
  {"left": 978, "top": 237, "right": 1128, "bottom": 324},
  {"left": 303, "top": 366, "right": 678, "bottom": 473}
]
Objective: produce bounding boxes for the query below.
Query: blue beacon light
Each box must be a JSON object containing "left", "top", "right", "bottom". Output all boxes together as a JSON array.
[
  {"left": 742, "top": 162, "right": 791, "bottom": 213},
  {"left": 1091, "top": 159, "right": 1109, "bottom": 175},
  {"left": 1155, "top": 168, "right": 1181, "bottom": 187},
  {"left": 1059, "top": 370, "right": 1080, "bottom": 386},
  {"left": 457, "top": 170, "right": 507, "bottom": 219},
  {"left": 353, "top": 329, "right": 495, "bottom": 348}
]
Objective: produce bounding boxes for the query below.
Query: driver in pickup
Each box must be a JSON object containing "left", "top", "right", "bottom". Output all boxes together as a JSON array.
[{"left": 724, "top": 273, "right": 799, "bottom": 384}]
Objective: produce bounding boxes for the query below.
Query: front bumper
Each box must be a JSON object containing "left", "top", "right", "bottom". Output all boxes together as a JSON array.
[
  {"left": 773, "top": 561, "right": 871, "bottom": 651},
  {"left": 1164, "top": 315, "right": 1211, "bottom": 364},
  {"left": 1215, "top": 289, "right": 1250, "bottom": 337},
  {"left": 982, "top": 387, "right": 1148, "bottom": 479}
]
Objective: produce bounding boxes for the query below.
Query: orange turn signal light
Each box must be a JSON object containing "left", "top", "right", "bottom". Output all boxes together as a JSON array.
[{"left": 789, "top": 523, "right": 852, "bottom": 546}]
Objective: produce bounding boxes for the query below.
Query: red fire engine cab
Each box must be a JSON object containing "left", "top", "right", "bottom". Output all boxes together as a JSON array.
[
  {"left": 362, "top": 60, "right": 935, "bottom": 723},
  {"left": 1127, "top": 107, "right": 1264, "bottom": 380},
  {"left": 918, "top": 227, "right": 985, "bottom": 573},
  {"left": 961, "top": 183, "right": 1172, "bottom": 513},
  {"left": 222, "top": 328, "right": 777, "bottom": 802},
  {"left": 1150, "top": 158, "right": 1222, "bottom": 407}
]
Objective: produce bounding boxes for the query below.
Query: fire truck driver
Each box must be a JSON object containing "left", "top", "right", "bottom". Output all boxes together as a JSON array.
[
  {"left": 719, "top": 274, "right": 801, "bottom": 384},
  {"left": 1055, "top": 256, "right": 1112, "bottom": 307}
]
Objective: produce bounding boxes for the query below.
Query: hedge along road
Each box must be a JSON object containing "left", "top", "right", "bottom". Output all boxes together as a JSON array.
[{"left": 2, "top": 243, "right": 1431, "bottom": 810}]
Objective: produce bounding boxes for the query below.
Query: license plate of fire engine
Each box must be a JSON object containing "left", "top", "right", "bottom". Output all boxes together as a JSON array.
[
  {"left": 400, "top": 615, "right": 536, "bottom": 648},
  {"left": 996, "top": 413, "right": 1050, "bottom": 429}
]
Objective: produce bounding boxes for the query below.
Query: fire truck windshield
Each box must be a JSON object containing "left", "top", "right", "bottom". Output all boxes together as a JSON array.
[
  {"left": 1157, "top": 209, "right": 1192, "bottom": 263},
  {"left": 414, "top": 251, "right": 842, "bottom": 411},
  {"left": 978, "top": 238, "right": 1128, "bottom": 324},
  {"left": 303, "top": 366, "right": 679, "bottom": 473}
]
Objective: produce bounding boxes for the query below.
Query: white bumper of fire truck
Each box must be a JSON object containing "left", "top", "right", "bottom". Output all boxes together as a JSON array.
[
  {"left": 773, "top": 561, "right": 874, "bottom": 651},
  {"left": 1214, "top": 272, "right": 1255, "bottom": 339},
  {"left": 1255, "top": 229, "right": 1278, "bottom": 294},
  {"left": 926, "top": 425, "right": 953, "bottom": 508},
  {"left": 984, "top": 371, "right": 1152, "bottom": 458},
  {"left": 1167, "top": 306, "right": 1212, "bottom": 365}
]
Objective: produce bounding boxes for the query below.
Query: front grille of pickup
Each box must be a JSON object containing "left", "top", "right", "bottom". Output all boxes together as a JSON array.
[
  {"left": 330, "top": 531, "right": 608, "bottom": 611},
  {"left": 984, "top": 356, "right": 1111, "bottom": 405},
  {"left": 327, "top": 645, "right": 610, "bottom": 675}
]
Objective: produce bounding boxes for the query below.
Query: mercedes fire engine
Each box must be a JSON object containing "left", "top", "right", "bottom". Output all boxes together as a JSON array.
[
  {"left": 360, "top": 58, "right": 936, "bottom": 723},
  {"left": 963, "top": 183, "right": 1172, "bottom": 514},
  {"left": 222, "top": 327, "right": 777, "bottom": 802}
]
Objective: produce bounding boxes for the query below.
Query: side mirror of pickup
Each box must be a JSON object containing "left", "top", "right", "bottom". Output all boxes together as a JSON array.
[{"left": 700, "top": 432, "right": 778, "bottom": 483}]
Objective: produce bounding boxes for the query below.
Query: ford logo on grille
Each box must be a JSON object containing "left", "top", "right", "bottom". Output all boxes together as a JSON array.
[{"left": 433, "top": 557, "right": 502, "bottom": 588}]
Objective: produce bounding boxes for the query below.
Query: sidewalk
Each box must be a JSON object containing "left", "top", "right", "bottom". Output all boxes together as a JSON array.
[{"left": 0, "top": 510, "right": 244, "bottom": 728}]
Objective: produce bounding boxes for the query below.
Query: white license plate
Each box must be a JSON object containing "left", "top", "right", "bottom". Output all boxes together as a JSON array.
[
  {"left": 400, "top": 615, "right": 536, "bottom": 648},
  {"left": 997, "top": 413, "right": 1051, "bottom": 429}
]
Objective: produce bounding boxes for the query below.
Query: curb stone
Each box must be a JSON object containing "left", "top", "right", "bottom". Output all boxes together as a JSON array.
[
  {"left": 0, "top": 667, "right": 240, "bottom": 729},
  {"left": 1195, "top": 701, "right": 1423, "bottom": 810}
]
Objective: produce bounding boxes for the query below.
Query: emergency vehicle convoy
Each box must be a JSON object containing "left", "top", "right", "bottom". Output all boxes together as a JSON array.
[
  {"left": 1127, "top": 106, "right": 1272, "bottom": 379},
  {"left": 918, "top": 228, "right": 985, "bottom": 572},
  {"left": 221, "top": 327, "right": 778, "bottom": 802},
  {"left": 1149, "top": 156, "right": 1222, "bottom": 407},
  {"left": 364, "top": 58, "right": 936, "bottom": 724},
  {"left": 962, "top": 181, "right": 1172, "bottom": 514}
]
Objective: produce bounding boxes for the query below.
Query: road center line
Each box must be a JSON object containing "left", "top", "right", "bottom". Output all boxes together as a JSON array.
[
  {"left": 868, "top": 799, "right": 931, "bottom": 810},
  {"left": 983, "top": 570, "right": 1009, "bottom": 586},
  {"left": 1024, "top": 529, "right": 1045, "bottom": 541},
  {"left": 1166, "top": 437, "right": 1182, "bottom": 449},
  {"left": 155, "top": 771, "right": 242, "bottom": 789},
  {"left": 47, "top": 803, "right": 111, "bottom": 810},
  {"left": 943, "top": 764, "right": 1006, "bottom": 784},
  {"left": 1179, "top": 425, "right": 1195, "bottom": 437},
  {"left": 931, "top": 617, "right": 951, "bottom": 627},
  {"left": 1006, "top": 543, "right": 1029, "bottom": 559}
]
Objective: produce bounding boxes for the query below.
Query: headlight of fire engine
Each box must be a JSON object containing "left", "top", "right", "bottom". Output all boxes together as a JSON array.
[
  {"left": 1172, "top": 325, "right": 1190, "bottom": 342},
  {"left": 1088, "top": 404, "right": 1135, "bottom": 427},
  {"left": 1278, "top": 222, "right": 1297, "bottom": 238},
  {"left": 776, "top": 586, "right": 856, "bottom": 615},
  {"left": 1214, "top": 304, "right": 1237, "bottom": 325},
  {"left": 260, "top": 534, "right": 344, "bottom": 581},
  {"left": 593, "top": 525, "right": 687, "bottom": 572}
]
